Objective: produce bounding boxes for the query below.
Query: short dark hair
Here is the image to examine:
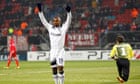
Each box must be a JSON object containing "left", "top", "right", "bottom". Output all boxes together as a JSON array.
[{"left": 116, "top": 35, "right": 124, "bottom": 43}]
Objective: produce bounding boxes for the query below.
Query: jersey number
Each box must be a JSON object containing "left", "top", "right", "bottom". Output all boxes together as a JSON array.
[
  {"left": 117, "top": 47, "right": 127, "bottom": 57},
  {"left": 59, "top": 58, "right": 63, "bottom": 64}
]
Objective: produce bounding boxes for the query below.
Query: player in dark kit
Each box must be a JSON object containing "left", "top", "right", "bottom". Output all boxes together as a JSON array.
[{"left": 110, "top": 35, "right": 134, "bottom": 83}]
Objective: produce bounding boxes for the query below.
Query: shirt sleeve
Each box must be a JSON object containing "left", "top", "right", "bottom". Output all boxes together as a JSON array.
[
  {"left": 110, "top": 45, "right": 116, "bottom": 58},
  {"left": 128, "top": 44, "right": 134, "bottom": 59},
  {"left": 62, "top": 12, "right": 72, "bottom": 32},
  {"left": 38, "top": 12, "right": 52, "bottom": 31}
]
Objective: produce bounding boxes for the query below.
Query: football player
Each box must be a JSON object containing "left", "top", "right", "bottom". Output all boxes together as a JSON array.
[{"left": 37, "top": 3, "right": 72, "bottom": 84}]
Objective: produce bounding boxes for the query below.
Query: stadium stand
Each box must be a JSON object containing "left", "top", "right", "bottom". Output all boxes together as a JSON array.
[{"left": 0, "top": 0, "right": 140, "bottom": 51}]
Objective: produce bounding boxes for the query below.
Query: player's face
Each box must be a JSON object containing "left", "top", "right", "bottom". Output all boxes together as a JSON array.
[
  {"left": 9, "top": 36, "right": 12, "bottom": 39},
  {"left": 52, "top": 17, "right": 61, "bottom": 27}
]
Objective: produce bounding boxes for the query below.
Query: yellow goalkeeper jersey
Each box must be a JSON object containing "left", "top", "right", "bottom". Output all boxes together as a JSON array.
[{"left": 110, "top": 43, "right": 134, "bottom": 60}]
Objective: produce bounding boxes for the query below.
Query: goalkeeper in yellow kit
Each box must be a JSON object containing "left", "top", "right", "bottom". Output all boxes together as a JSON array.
[{"left": 110, "top": 35, "right": 134, "bottom": 83}]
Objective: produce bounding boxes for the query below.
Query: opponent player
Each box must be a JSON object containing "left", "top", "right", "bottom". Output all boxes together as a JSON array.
[
  {"left": 37, "top": 3, "right": 72, "bottom": 84},
  {"left": 5, "top": 35, "right": 20, "bottom": 69},
  {"left": 110, "top": 35, "right": 134, "bottom": 83}
]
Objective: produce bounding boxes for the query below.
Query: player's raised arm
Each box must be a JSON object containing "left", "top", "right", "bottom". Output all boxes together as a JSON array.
[
  {"left": 63, "top": 5, "right": 72, "bottom": 32},
  {"left": 37, "top": 3, "right": 52, "bottom": 30}
]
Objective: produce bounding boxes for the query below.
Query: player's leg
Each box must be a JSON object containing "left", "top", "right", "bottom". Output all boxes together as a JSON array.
[
  {"left": 57, "top": 57, "right": 64, "bottom": 84},
  {"left": 6, "top": 52, "right": 13, "bottom": 68},
  {"left": 116, "top": 59, "right": 124, "bottom": 83},
  {"left": 50, "top": 50, "right": 59, "bottom": 84},
  {"left": 121, "top": 59, "right": 130, "bottom": 82},
  {"left": 50, "top": 53, "right": 58, "bottom": 84},
  {"left": 51, "top": 59, "right": 59, "bottom": 84},
  {"left": 116, "top": 59, "right": 123, "bottom": 78},
  {"left": 57, "top": 49, "right": 65, "bottom": 84},
  {"left": 58, "top": 65, "right": 64, "bottom": 84},
  {"left": 13, "top": 52, "right": 20, "bottom": 68}
]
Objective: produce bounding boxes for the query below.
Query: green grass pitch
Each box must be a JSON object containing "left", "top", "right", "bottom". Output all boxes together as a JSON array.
[{"left": 0, "top": 60, "right": 140, "bottom": 84}]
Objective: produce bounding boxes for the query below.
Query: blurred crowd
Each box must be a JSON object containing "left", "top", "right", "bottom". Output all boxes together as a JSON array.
[
  {"left": 0, "top": 0, "right": 140, "bottom": 36},
  {"left": 0, "top": 0, "right": 140, "bottom": 50}
]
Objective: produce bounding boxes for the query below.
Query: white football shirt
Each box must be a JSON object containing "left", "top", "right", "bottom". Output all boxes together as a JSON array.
[{"left": 38, "top": 12, "right": 72, "bottom": 50}]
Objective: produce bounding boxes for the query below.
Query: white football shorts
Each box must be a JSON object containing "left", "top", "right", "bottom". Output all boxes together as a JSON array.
[{"left": 50, "top": 48, "right": 65, "bottom": 67}]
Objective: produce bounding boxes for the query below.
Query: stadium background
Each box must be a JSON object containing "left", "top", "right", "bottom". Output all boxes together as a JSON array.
[
  {"left": 0, "top": 0, "right": 140, "bottom": 84},
  {"left": 0, "top": 0, "right": 140, "bottom": 60}
]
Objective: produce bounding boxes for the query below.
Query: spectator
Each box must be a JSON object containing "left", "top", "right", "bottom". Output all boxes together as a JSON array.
[
  {"left": 34, "top": 6, "right": 39, "bottom": 14},
  {"left": 30, "top": 44, "right": 37, "bottom": 51},
  {"left": 131, "top": 8, "right": 139, "bottom": 22},
  {"left": 20, "top": 21, "right": 28, "bottom": 30},
  {"left": 130, "top": 22, "right": 137, "bottom": 31}
]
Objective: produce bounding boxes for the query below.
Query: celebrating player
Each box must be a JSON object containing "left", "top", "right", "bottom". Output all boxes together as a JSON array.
[
  {"left": 37, "top": 3, "right": 72, "bottom": 84},
  {"left": 110, "top": 35, "right": 134, "bottom": 83},
  {"left": 5, "top": 35, "right": 20, "bottom": 69}
]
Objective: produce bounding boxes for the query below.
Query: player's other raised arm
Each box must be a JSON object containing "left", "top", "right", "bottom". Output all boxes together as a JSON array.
[
  {"left": 63, "top": 5, "right": 72, "bottom": 32},
  {"left": 37, "top": 3, "right": 51, "bottom": 30}
]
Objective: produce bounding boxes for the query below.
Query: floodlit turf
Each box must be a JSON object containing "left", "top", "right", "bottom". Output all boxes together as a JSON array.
[{"left": 0, "top": 60, "right": 140, "bottom": 84}]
